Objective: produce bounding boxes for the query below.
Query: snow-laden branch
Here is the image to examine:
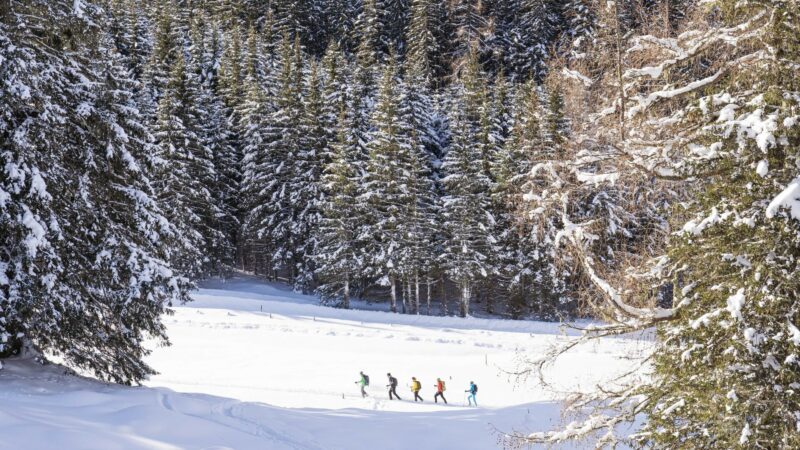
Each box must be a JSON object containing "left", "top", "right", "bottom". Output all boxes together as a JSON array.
[
  {"left": 562, "top": 68, "right": 594, "bottom": 87},
  {"left": 555, "top": 198, "right": 678, "bottom": 325},
  {"left": 624, "top": 10, "right": 768, "bottom": 81},
  {"left": 627, "top": 51, "right": 768, "bottom": 119}
]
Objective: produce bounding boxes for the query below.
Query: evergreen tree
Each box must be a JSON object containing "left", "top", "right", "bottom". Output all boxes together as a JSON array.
[
  {"left": 315, "top": 107, "right": 365, "bottom": 309},
  {"left": 362, "top": 57, "right": 416, "bottom": 312},
  {"left": 377, "top": 0, "right": 410, "bottom": 55},
  {"left": 562, "top": 0, "right": 596, "bottom": 51},
  {"left": 355, "top": 0, "right": 382, "bottom": 84},
  {"left": 239, "top": 65, "right": 274, "bottom": 276},
  {"left": 504, "top": 0, "right": 561, "bottom": 81},
  {"left": 0, "top": 0, "right": 190, "bottom": 383},
  {"left": 638, "top": 2, "right": 800, "bottom": 447},
  {"left": 322, "top": 0, "right": 360, "bottom": 53},
  {"left": 291, "top": 61, "right": 329, "bottom": 292},
  {"left": 188, "top": 19, "right": 239, "bottom": 274},
  {"left": 152, "top": 53, "right": 223, "bottom": 277},
  {"left": 448, "top": 0, "right": 489, "bottom": 68},
  {"left": 440, "top": 107, "right": 495, "bottom": 317},
  {"left": 244, "top": 35, "right": 308, "bottom": 283},
  {"left": 141, "top": 2, "right": 182, "bottom": 121}
]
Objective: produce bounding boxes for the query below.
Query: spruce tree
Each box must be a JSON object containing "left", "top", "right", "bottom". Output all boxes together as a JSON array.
[
  {"left": 152, "top": 53, "right": 222, "bottom": 278},
  {"left": 448, "top": 0, "right": 489, "bottom": 68},
  {"left": 315, "top": 108, "right": 365, "bottom": 309},
  {"left": 638, "top": 1, "right": 800, "bottom": 447},
  {"left": 239, "top": 65, "right": 274, "bottom": 276},
  {"left": 503, "top": 0, "right": 561, "bottom": 81},
  {"left": 362, "top": 57, "right": 416, "bottom": 313},
  {"left": 0, "top": 0, "right": 190, "bottom": 383},
  {"left": 291, "top": 61, "right": 329, "bottom": 292},
  {"left": 441, "top": 106, "right": 495, "bottom": 317}
]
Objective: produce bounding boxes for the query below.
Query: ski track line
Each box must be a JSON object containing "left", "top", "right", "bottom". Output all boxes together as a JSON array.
[{"left": 157, "top": 390, "right": 321, "bottom": 450}]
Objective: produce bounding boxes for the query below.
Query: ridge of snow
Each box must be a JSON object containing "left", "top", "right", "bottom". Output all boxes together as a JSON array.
[{"left": 766, "top": 177, "right": 800, "bottom": 220}]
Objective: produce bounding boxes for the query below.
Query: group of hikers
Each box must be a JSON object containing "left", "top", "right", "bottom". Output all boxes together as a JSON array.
[{"left": 355, "top": 371, "right": 478, "bottom": 406}]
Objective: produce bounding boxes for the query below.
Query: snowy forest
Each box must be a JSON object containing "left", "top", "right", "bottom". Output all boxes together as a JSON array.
[{"left": 2, "top": 0, "right": 800, "bottom": 447}]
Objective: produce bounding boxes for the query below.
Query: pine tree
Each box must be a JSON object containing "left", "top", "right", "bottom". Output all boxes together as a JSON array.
[
  {"left": 315, "top": 107, "right": 365, "bottom": 309},
  {"left": 239, "top": 65, "right": 274, "bottom": 276},
  {"left": 0, "top": 0, "right": 190, "bottom": 383},
  {"left": 638, "top": 2, "right": 800, "bottom": 447},
  {"left": 152, "top": 53, "right": 223, "bottom": 278},
  {"left": 362, "top": 57, "right": 416, "bottom": 313},
  {"left": 448, "top": 0, "right": 489, "bottom": 68},
  {"left": 440, "top": 106, "right": 495, "bottom": 317}
]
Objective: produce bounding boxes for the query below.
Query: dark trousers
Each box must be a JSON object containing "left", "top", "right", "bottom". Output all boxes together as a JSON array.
[
  {"left": 434, "top": 392, "right": 447, "bottom": 404},
  {"left": 414, "top": 391, "right": 423, "bottom": 402},
  {"left": 389, "top": 386, "right": 401, "bottom": 400}
]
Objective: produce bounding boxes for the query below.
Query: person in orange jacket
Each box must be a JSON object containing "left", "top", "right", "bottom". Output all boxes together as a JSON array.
[{"left": 433, "top": 378, "right": 447, "bottom": 404}]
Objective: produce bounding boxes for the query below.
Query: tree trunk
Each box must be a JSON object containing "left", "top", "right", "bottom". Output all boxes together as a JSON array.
[
  {"left": 406, "top": 280, "right": 412, "bottom": 314},
  {"left": 390, "top": 276, "right": 397, "bottom": 313},
  {"left": 460, "top": 280, "right": 471, "bottom": 318},
  {"left": 343, "top": 276, "right": 350, "bottom": 310},
  {"left": 663, "top": 0, "right": 671, "bottom": 37},
  {"left": 426, "top": 277, "right": 432, "bottom": 315},
  {"left": 414, "top": 272, "right": 420, "bottom": 315},
  {"left": 613, "top": 0, "right": 627, "bottom": 142},
  {"left": 440, "top": 274, "right": 448, "bottom": 316},
  {"left": 486, "top": 281, "right": 494, "bottom": 315},
  {"left": 401, "top": 278, "right": 407, "bottom": 314}
]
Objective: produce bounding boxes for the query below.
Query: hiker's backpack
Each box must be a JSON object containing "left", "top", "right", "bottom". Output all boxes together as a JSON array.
[
  {"left": 364, "top": 374, "right": 370, "bottom": 386},
  {"left": 441, "top": 381, "right": 446, "bottom": 392},
  {"left": 473, "top": 384, "right": 478, "bottom": 394}
]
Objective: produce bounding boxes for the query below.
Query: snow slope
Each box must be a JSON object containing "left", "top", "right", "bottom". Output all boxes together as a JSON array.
[{"left": 0, "top": 276, "right": 650, "bottom": 449}]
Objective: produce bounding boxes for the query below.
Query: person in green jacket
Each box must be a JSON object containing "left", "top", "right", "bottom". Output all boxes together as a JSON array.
[{"left": 355, "top": 371, "right": 369, "bottom": 398}]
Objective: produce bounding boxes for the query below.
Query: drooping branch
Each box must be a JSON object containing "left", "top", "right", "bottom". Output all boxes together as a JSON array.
[{"left": 555, "top": 198, "right": 679, "bottom": 326}]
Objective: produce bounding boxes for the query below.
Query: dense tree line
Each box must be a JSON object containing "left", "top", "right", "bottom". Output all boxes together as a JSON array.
[
  {"left": 0, "top": 0, "right": 601, "bottom": 383},
  {"left": 99, "top": 0, "right": 608, "bottom": 320},
  {"left": 5, "top": 4, "right": 800, "bottom": 449},
  {"left": 0, "top": 0, "right": 720, "bottom": 380}
]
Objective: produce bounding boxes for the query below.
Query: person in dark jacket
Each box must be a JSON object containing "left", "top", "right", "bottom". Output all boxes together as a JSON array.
[
  {"left": 433, "top": 378, "right": 447, "bottom": 404},
  {"left": 386, "top": 373, "right": 401, "bottom": 400}
]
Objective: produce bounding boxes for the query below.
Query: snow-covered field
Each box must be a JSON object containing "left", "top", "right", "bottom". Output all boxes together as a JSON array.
[{"left": 0, "top": 276, "right": 651, "bottom": 450}]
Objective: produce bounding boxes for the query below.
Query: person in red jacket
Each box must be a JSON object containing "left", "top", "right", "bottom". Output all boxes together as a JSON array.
[{"left": 433, "top": 378, "right": 447, "bottom": 404}]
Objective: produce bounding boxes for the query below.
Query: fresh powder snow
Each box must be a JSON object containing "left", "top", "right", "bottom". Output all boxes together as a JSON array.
[{"left": 0, "top": 276, "right": 648, "bottom": 450}]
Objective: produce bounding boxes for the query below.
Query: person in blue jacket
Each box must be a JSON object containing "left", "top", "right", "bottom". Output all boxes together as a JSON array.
[{"left": 465, "top": 381, "right": 478, "bottom": 406}]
